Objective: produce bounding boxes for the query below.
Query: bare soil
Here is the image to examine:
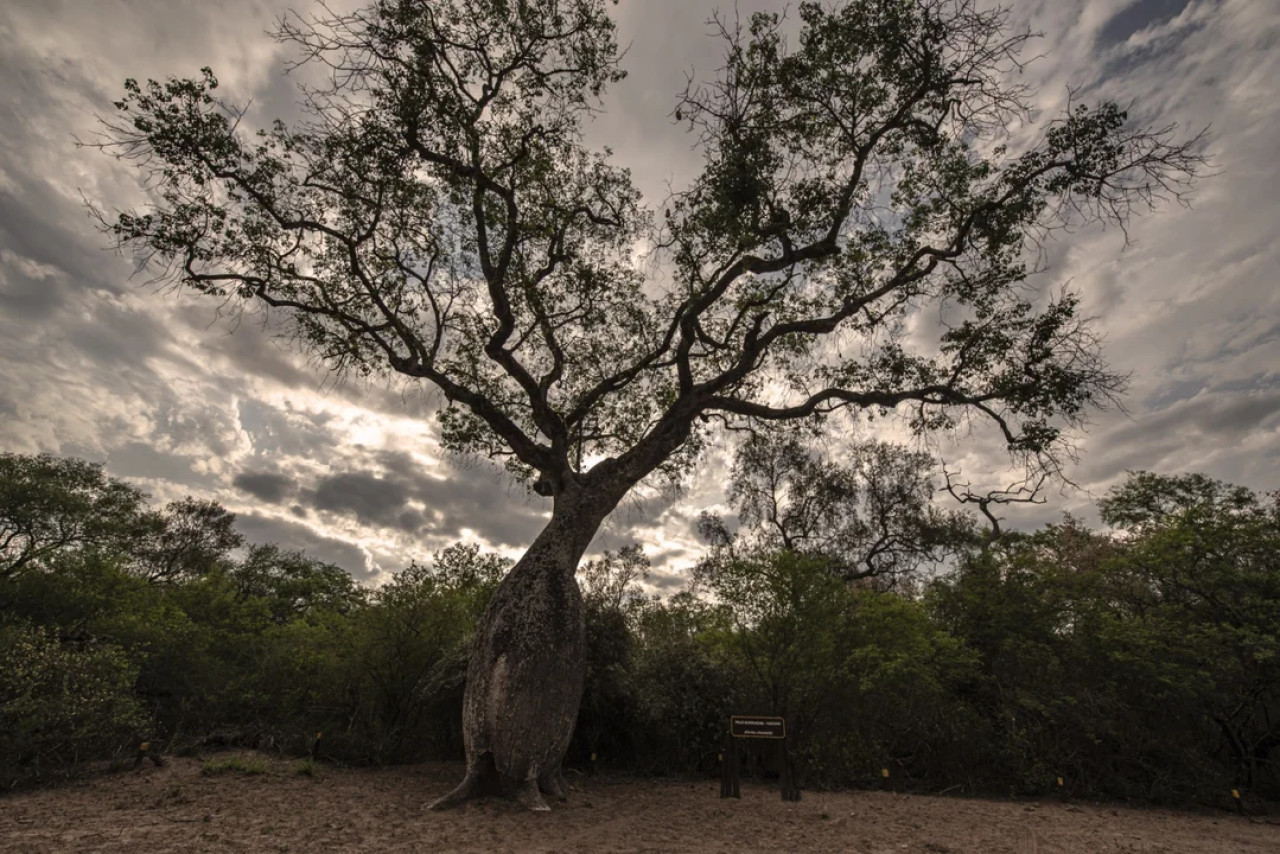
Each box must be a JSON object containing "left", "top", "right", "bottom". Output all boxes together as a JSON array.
[{"left": 2, "top": 754, "right": 1276, "bottom": 853}]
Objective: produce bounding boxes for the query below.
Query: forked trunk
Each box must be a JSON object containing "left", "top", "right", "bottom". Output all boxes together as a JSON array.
[{"left": 430, "top": 484, "right": 617, "bottom": 810}]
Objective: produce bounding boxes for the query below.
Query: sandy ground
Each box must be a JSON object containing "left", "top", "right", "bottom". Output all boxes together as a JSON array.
[{"left": 1, "top": 755, "right": 1277, "bottom": 853}]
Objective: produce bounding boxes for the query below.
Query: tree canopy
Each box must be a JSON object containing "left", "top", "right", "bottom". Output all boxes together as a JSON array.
[{"left": 95, "top": 0, "right": 1204, "bottom": 498}]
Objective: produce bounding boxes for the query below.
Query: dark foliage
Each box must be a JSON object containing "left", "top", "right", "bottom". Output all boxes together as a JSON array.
[{"left": 3, "top": 452, "right": 1275, "bottom": 805}]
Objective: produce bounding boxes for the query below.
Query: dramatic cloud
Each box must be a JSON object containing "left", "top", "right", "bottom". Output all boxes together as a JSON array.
[
  {"left": 233, "top": 511, "right": 378, "bottom": 582},
  {"left": 0, "top": 0, "right": 1276, "bottom": 593},
  {"left": 303, "top": 451, "right": 552, "bottom": 548},
  {"left": 312, "top": 472, "right": 415, "bottom": 530},
  {"left": 232, "top": 470, "right": 298, "bottom": 504}
]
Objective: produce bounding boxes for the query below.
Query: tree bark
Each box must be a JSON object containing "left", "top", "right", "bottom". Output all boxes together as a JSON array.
[{"left": 430, "top": 483, "right": 618, "bottom": 810}]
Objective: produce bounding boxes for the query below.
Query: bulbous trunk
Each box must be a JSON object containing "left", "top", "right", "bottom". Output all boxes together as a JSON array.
[{"left": 430, "top": 483, "right": 616, "bottom": 811}]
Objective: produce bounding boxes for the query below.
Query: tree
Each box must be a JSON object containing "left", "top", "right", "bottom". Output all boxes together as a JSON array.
[
  {"left": 230, "top": 543, "right": 366, "bottom": 623},
  {"left": 700, "top": 430, "right": 968, "bottom": 587},
  {"left": 94, "top": 0, "right": 1203, "bottom": 808},
  {"left": 0, "top": 453, "right": 146, "bottom": 581},
  {"left": 926, "top": 521, "right": 1116, "bottom": 792},
  {"left": 1099, "top": 470, "right": 1261, "bottom": 533},
  {"left": 574, "top": 545, "right": 652, "bottom": 767},
  {"left": 134, "top": 497, "right": 244, "bottom": 583},
  {"left": 1099, "top": 473, "right": 1280, "bottom": 794},
  {"left": 0, "top": 623, "right": 144, "bottom": 786},
  {"left": 349, "top": 543, "right": 507, "bottom": 763},
  {"left": 629, "top": 588, "right": 741, "bottom": 775},
  {"left": 694, "top": 548, "right": 849, "bottom": 739},
  {"left": 0, "top": 454, "right": 243, "bottom": 585}
]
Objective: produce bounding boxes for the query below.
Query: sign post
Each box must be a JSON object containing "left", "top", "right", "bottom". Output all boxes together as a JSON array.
[
  {"left": 719, "top": 730, "right": 740, "bottom": 799},
  {"left": 721, "top": 716, "right": 799, "bottom": 801}
]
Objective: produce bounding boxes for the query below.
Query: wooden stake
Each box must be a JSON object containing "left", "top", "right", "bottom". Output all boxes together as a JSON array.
[
  {"left": 720, "top": 732, "right": 740, "bottom": 799},
  {"left": 780, "top": 737, "right": 800, "bottom": 802}
]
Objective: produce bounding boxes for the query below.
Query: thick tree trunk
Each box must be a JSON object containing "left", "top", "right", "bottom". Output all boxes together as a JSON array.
[{"left": 430, "top": 484, "right": 617, "bottom": 810}]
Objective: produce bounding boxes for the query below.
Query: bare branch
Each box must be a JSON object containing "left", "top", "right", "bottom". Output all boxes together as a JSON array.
[{"left": 941, "top": 463, "right": 1050, "bottom": 541}]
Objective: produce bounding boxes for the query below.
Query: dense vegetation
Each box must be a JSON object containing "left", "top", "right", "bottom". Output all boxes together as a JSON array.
[{"left": 2, "top": 450, "right": 1276, "bottom": 806}]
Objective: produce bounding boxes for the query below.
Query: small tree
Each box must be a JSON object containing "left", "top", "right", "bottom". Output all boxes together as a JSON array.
[
  {"left": 574, "top": 545, "right": 652, "bottom": 767},
  {"left": 0, "top": 453, "right": 147, "bottom": 581},
  {"left": 1100, "top": 473, "right": 1280, "bottom": 794},
  {"left": 94, "top": 0, "right": 1203, "bottom": 808},
  {"left": 701, "top": 430, "right": 968, "bottom": 587},
  {"left": 350, "top": 543, "right": 507, "bottom": 762},
  {"left": 134, "top": 498, "right": 244, "bottom": 583},
  {"left": 0, "top": 623, "right": 144, "bottom": 785},
  {"left": 230, "top": 543, "right": 367, "bottom": 623},
  {"left": 695, "top": 548, "right": 849, "bottom": 737}
]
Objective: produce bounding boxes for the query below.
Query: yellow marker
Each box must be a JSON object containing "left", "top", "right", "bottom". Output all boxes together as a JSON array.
[
  {"left": 590, "top": 752, "right": 597, "bottom": 761},
  {"left": 718, "top": 754, "right": 722, "bottom": 761},
  {"left": 140, "top": 742, "right": 150, "bottom": 752},
  {"left": 881, "top": 768, "right": 889, "bottom": 778},
  {"left": 1232, "top": 789, "right": 1240, "bottom": 799},
  {"left": 316, "top": 733, "right": 322, "bottom": 740},
  {"left": 1056, "top": 777, "right": 1063, "bottom": 787}
]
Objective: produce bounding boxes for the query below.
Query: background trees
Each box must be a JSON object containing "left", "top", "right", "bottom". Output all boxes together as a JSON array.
[
  {"left": 0, "top": 453, "right": 503, "bottom": 783},
  {"left": 0, "top": 454, "right": 146, "bottom": 582},
  {"left": 4, "top": 450, "right": 1274, "bottom": 802},
  {"left": 700, "top": 431, "right": 970, "bottom": 588},
  {"left": 1097, "top": 475, "right": 1280, "bottom": 794}
]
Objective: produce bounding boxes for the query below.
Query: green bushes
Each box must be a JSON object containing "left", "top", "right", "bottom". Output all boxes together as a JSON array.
[
  {"left": 925, "top": 497, "right": 1280, "bottom": 801},
  {"left": 0, "top": 453, "right": 507, "bottom": 776},
  {"left": 2, "top": 450, "right": 1277, "bottom": 804},
  {"left": 337, "top": 549, "right": 501, "bottom": 763},
  {"left": 627, "top": 592, "right": 742, "bottom": 774},
  {"left": 0, "top": 622, "right": 143, "bottom": 786}
]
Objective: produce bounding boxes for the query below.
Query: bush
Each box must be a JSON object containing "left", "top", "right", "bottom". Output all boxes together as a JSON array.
[
  {"left": 0, "top": 622, "right": 143, "bottom": 785},
  {"left": 293, "top": 758, "right": 321, "bottom": 777},
  {"left": 333, "top": 545, "right": 504, "bottom": 763},
  {"left": 628, "top": 592, "right": 744, "bottom": 775}
]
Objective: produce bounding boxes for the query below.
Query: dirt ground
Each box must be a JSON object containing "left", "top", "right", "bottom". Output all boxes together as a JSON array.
[{"left": 2, "top": 755, "right": 1276, "bottom": 853}]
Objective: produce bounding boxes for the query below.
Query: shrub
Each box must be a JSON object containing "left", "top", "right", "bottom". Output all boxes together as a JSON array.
[{"left": 0, "top": 622, "right": 143, "bottom": 785}]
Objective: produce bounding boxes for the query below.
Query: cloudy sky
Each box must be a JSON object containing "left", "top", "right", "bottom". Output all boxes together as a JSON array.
[{"left": 0, "top": 0, "right": 1275, "bottom": 588}]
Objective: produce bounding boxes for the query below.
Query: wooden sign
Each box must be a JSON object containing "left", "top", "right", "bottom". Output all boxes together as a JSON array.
[
  {"left": 730, "top": 715, "right": 786, "bottom": 739},
  {"left": 721, "top": 715, "right": 799, "bottom": 801}
]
